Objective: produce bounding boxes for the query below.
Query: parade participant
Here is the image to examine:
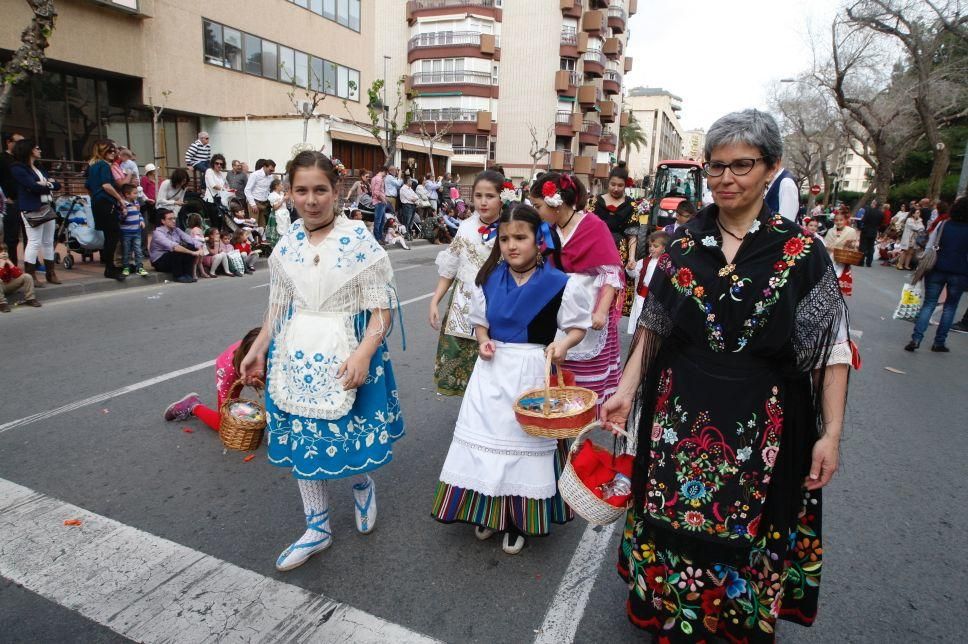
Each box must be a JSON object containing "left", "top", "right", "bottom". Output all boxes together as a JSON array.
[
  {"left": 239, "top": 151, "right": 404, "bottom": 571},
  {"left": 824, "top": 209, "right": 860, "bottom": 296},
  {"left": 601, "top": 109, "right": 850, "bottom": 641},
  {"left": 626, "top": 230, "right": 670, "bottom": 334},
  {"left": 593, "top": 164, "right": 639, "bottom": 316},
  {"left": 431, "top": 203, "right": 592, "bottom": 554},
  {"left": 163, "top": 328, "right": 263, "bottom": 430},
  {"left": 530, "top": 173, "right": 624, "bottom": 409},
  {"left": 428, "top": 170, "right": 505, "bottom": 395}
]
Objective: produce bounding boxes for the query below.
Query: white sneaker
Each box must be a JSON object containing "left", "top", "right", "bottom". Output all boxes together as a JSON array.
[
  {"left": 474, "top": 526, "right": 496, "bottom": 541},
  {"left": 502, "top": 532, "right": 526, "bottom": 555},
  {"left": 353, "top": 476, "right": 377, "bottom": 534},
  {"left": 275, "top": 510, "right": 332, "bottom": 571}
]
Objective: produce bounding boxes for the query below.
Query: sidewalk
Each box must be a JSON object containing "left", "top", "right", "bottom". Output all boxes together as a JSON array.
[{"left": 10, "top": 237, "right": 432, "bottom": 304}]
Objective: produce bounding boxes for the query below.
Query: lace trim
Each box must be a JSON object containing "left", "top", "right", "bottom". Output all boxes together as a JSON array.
[
  {"left": 637, "top": 293, "right": 673, "bottom": 337},
  {"left": 566, "top": 325, "right": 609, "bottom": 361},
  {"left": 594, "top": 265, "right": 625, "bottom": 290},
  {"left": 438, "top": 469, "right": 558, "bottom": 500},
  {"left": 452, "top": 435, "right": 557, "bottom": 457},
  {"left": 793, "top": 263, "right": 847, "bottom": 371}
]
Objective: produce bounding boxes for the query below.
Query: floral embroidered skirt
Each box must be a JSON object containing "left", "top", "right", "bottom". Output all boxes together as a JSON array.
[
  {"left": 431, "top": 441, "right": 574, "bottom": 536},
  {"left": 618, "top": 492, "right": 822, "bottom": 643},
  {"left": 617, "top": 237, "right": 636, "bottom": 317},
  {"left": 265, "top": 340, "right": 405, "bottom": 479},
  {"left": 433, "top": 328, "right": 478, "bottom": 396}
]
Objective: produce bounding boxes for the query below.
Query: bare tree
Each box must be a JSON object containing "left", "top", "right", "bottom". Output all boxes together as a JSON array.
[
  {"left": 342, "top": 76, "right": 414, "bottom": 167},
  {"left": 146, "top": 89, "right": 171, "bottom": 193},
  {"left": 846, "top": 0, "right": 968, "bottom": 199},
  {"left": 413, "top": 115, "right": 456, "bottom": 178},
  {"left": 0, "top": 0, "right": 57, "bottom": 134},
  {"left": 527, "top": 123, "right": 553, "bottom": 181},
  {"left": 287, "top": 70, "right": 327, "bottom": 146},
  {"left": 923, "top": 0, "right": 968, "bottom": 43}
]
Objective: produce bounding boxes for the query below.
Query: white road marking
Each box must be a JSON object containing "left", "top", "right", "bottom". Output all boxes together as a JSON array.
[
  {"left": 400, "top": 292, "right": 434, "bottom": 307},
  {"left": 0, "top": 361, "right": 215, "bottom": 435},
  {"left": 0, "top": 478, "right": 440, "bottom": 644},
  {"left": 533, "top": 521, "right": 618, "bottom": 644}
]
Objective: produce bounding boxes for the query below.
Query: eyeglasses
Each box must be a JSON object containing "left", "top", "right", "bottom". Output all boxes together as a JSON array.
[{"left": 702, "top": 157, "right": 764, "bottom": 177}]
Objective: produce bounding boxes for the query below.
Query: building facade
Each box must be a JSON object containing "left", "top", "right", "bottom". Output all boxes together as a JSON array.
[
  {"left": 623, "top": 87, "right": 685, "bottom": 183},
  {"left": 835, "top": 147, "right": 874, "bottom": 194},
  {"left": 394, "top": 0, "right": 636, "bottom": 186},
  {"left": 681, "top": 128, "right": 705, "bottom": 162}
]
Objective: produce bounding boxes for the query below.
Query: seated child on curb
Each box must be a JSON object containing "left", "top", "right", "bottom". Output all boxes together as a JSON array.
[
  {"left": 220, "top": 232, "right": 245, "bottom": 276},
  {"left": 231, "top": 228, "right": 260, "bottom": 273},
  {"left": 163, "top": 327, "right": 263, "bottom": 431},
  {"left": 185, "top": 213, "right": 211, "bottom": 279},
  {"left": 0, "top": 242, "right": 41, "bottom": 311},
  {"left": 201, "top": 227, "right": 230, "bottom": 277}
]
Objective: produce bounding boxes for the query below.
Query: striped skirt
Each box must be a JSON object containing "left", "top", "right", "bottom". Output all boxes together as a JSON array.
[
  {"left": 431, "top": 441, "right": 574, "bottom": 536},
  {"left": 564, "top": 306, "right": 622, "bottom": 410}
]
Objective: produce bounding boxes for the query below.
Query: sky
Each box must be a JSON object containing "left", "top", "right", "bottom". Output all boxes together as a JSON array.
[{"left": 624, "top": 0, "right": 845, "bottom": 131}]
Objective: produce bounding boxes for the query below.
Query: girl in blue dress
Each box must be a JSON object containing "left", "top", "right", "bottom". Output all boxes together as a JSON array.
[
  {"left": 432, "top": 203, "right": 593, "bottom": 554},
  {"left": 241, "top": 151, "right": 404, "bottom": 571}
]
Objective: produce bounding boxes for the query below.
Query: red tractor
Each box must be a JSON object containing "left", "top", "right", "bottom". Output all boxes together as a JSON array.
[{"left": 647, "top": 160, "right": 704, "bottom": 230}]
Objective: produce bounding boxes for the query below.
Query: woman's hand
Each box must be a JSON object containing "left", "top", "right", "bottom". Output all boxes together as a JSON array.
[
  {"left": 625, "top": 257, "right": 637, "bottom": 271},
  {"left": 591, "top": 311, "right": 607, "bottom": 330},
  {"left": 239, "top": 347, "right": 267, "bottom": 386},
  {"left": 478, "top": 340, "right": 496, "bottom": 360},
  {"left": 600, "top": 391, "right": 633, "bottom": 436},
  {"left": 429, "top": 299, "right": 441, "bottom": 330},
  {"left": 805, "top": 435, "right": 840, "bottom": 490},
  {"left": 338, "top": 351, "right": 370, "bottom": 390},
  {"left": 545, "top": 341, "right": 568, "bottom": 363}
]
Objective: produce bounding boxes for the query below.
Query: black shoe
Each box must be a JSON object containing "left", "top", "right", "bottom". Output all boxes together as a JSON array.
[
  {"left": 175, "top": 275, "right": 194, "bottom": 283},
  {"left": 904, "top": 341, "right": 919, "bottom": 352},
  {"left": 930, "top": 345, "right": 950, "bottom": 352}
]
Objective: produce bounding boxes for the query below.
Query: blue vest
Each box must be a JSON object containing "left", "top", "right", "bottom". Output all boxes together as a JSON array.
[{"left": 764, "top": 168, "right": 794, "bottom": 215}]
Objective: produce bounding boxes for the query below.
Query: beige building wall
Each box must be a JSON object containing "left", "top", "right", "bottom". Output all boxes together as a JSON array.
[
  {"left": 625, "top": 88, "right": 685, "bottom": 179},
  {"left": 836, "top": 146, "right": 874, "bottom": 193},
  {"left": 682, "top": 128, "right": 705, "bottom": 161}
]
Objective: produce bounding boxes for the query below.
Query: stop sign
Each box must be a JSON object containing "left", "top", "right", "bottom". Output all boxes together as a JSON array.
[{"left": 810, "top": 184, "right": 821, "bottom": 195}]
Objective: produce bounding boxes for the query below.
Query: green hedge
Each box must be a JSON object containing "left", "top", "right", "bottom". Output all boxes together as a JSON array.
[{"left": 888, "top": 175, "right": 961, "bottom": 205}]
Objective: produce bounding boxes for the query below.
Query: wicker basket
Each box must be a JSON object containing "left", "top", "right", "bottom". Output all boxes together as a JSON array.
[
  {"left": 558, "top": 422, "right": 632, "bottom": 525},
  {"left": 219, "top": 378, "right": 267, "bottom": 451},
  {"left": 832, "top": 247, "right": 864, "bottom": 266},
  {"left": 514, "top": 354, "right": 598, "bottom": 439}
]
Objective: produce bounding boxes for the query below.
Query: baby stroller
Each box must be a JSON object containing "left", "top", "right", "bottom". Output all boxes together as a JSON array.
[{"left": 54, "top": 195, "right": 104, "bottom": 269}]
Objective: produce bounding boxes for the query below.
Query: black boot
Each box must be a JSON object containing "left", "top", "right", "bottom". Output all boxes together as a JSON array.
[{"left": 23, "top": 262, "right": 45, "bottom": 288}]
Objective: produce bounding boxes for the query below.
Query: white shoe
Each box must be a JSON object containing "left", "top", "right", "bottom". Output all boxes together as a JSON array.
[
  {"left": 474, "top": 526, "right": 496, "bottom": 541},
  {"left": 275, "top": 510, "right": 332, "bottom": 571},
  {"left": 502, "top": 532, "right": 526, "bottom": 555},
  {"left": 353, "top": 476, "right": 377, "bottom": 534}
]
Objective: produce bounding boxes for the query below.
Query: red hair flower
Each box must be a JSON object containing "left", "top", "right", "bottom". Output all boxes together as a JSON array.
[
  {"left": 542, "top": 181, "right": 558, "bottom": 198},
  {"left": 625, "top": 177, "right": 634, "bottom": 188},
  {"left": 502, "top": 181, "right": 514, "bottom": 190}
]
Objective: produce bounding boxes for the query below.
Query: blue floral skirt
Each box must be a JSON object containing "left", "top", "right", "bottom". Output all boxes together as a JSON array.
[{"left": 265, "top": 334, "right": 405, "bottom": 480}]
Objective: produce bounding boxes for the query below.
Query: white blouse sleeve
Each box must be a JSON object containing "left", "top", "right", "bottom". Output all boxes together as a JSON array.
[
  {"left": 593, "top": 265, "right": 625, "bottom": 289},
  {"left": 435, "top": 236, "right": 463, "bottom": 279},
  {"left": 557, "top": 276, "right": 593, "bottom": 332},
  {"left": 468, "top": 283, "right": 488, "bottom": 330}
]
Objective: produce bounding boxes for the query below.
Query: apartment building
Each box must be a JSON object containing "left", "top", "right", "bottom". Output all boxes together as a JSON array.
[
  {"left": 390, "top": 0, "right": 636, "bottom": 186},
  {"left": 0, "top": 0, "right": 446, "bottom": 179},
  {"left": 835, "top": 147, "right": 874, "bottom": 193},
  {"left": 624, "top": 87, "right": 685, "bottom": 182},
  {"left": 682, "top": 128, "right": 705, "bottom": 162}
]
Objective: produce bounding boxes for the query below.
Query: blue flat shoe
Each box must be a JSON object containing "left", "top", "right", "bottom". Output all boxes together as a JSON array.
[
  {"left": 275, "top": 509, "right": 332, "bottom": 571},
  {"left": 353, "top": 477, "right": 377, "bottom": 534}
]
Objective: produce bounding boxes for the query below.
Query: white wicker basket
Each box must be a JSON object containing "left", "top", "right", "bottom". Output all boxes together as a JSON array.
[{"left": 558, "top": 422, "right": 632, "bottom": 525}]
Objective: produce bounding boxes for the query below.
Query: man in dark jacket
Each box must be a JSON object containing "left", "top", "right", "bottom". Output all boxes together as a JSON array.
[
  {"left": 859, "top": 198, "right": 883, "bottom": 267},
  {"left": 0, "top": 132, "right": 25, "bottom": 265}
]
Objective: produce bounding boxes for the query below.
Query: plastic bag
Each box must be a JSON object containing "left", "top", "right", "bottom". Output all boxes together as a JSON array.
[{"left": 892, "top": 283, "right": 922, "bottom": 321}]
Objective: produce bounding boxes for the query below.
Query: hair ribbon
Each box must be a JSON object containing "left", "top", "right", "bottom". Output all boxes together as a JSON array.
[{"left": 538, "top": 221, "right": 556, "bottom": 250}]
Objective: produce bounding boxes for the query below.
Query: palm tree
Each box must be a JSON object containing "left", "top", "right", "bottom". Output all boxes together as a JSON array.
[{"left": 617, "top": 112, "right": 647, "bottom": 164}]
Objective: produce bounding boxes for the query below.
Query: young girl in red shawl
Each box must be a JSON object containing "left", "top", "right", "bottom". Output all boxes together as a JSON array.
[{"left": 530, "top": 173, "right": 624, "bottom": 407}]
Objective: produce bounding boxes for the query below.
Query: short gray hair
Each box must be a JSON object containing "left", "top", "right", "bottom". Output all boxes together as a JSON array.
[{"left": 704, "top": 109, "right": 782, "bottom": 165}]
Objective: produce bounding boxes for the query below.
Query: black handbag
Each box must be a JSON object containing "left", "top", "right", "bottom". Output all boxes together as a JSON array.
[{"left": 23, "top": 204, "right": 56, "bottom": 227}]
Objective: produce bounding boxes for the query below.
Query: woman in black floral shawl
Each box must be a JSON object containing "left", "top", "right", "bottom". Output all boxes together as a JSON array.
[{"left": 601, "top": 109, "right": 850, "bottom": 643}]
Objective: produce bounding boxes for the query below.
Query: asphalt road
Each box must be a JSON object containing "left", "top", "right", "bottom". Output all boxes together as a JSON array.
[{"left": 1, "top": 243, "right": 965, "bottom": 643}]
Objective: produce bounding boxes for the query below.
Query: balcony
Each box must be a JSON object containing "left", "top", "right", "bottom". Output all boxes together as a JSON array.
[
  {"left": 629, "top": 0, "right": 638, "bottom": 15},
  {"left": 595, "top": 162, "right": 611, "bottom": 179},
  {"left": 624, "top": 55, "right": 633, "bottom": 72},
  {"left": 582, "top": 50, "right": 606, "bottom": 77},
  {"left": 599, "top": 128, "right": 617, "bottom": 152},
  {"left": 607, "top": 5, "right": 627, "bottom": 32},
  {"left": 559, "top": 0, "right": 581, "bottom": 18},
  {"left": 410, "top": 108, "right": 494, "bottom": 135},
  {"left": 573, "top": 155, "right": 595, "bottom": 175},
  {"left": 603, "top": 37, "right": 623, "bottom": 60},
  {"left": 408, "top": 31, "right": 500, "bottom": 63},
  {"left": 602, "top": 69, "right": 621, "bottom": 95},
  {"left": 550, "top": 149, "right": 574, "bottom": 171},
  {"left": 406, "top": 0, "right": 502, "bottom": 24},
  {"left": 555, "top": 69, "right": 581, "bottom": 97},
  {"left": 578, "top": 84, "right": 603, "bottom": 110},
  {"left": 579, "top": 120, "right": 603, "bottom": 145},
  {"left": 555, "top": 110, "right": 580, "bottom": 137},
  {"left": 581, "top": 9, "right": 607, "bottom": 36},
  {"left": 620, "top": 110, "right": 631, "bottom": 127},
  {"left": 598, "top": 99, "right": 617, "bottom": 123},
  {"left": 410, "top": 70, "right": 494, "bottom": 87},
  {"left": 560, "top": 27, "right": 579, "bottom": 57}
]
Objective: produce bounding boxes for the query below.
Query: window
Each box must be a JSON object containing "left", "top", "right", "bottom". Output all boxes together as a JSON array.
[
  {"left": 323, "top": 0, "right": 336, "bottom": 20},
  {"left": 337, "top": 0, "right": 349, "bottom": 27},
  {"left": 560, "top": 58, "right": 576, "bottom": 71},
  {"left": 244, "top": 33, "right": 262, "bottom": 75},
  {"left": 311, "top": 0, "right": 322, "bottom": 13},
  {"left": 204, "top": 19, "right": 359, "bottom": 99},
  {"left": 223, "top": 27, "right": 242, "bottom": 70},
  {"left": 348, "top": 0, "right": 360, "bottom": 30},
  {"left": 287, "top": 0, "right": 359, "bottom": 30},
  {"left": 262, "top": 40, "right": 277, "bottom": 79},
  {"left": 204, "top": 21, "right": 223, "bottom": 65}
]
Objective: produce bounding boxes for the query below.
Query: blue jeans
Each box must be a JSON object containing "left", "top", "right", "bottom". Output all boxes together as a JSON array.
[
  {"left": 373, "top": 202, "right": 387, "bottom": 243},
  {"left": 192, "top": 160, "right": 210, "bottom": 173},
  {"left": 912, "top": 270, "right": 967, "bottom": 346},
  {"left": 399, "top": 203, "right": 415, "bottom": 231},
  {"left": 120, "top": 233, "right": 143, "bottom": 268}
]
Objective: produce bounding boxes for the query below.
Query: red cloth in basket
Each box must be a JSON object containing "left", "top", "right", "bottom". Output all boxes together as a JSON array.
[{"left": 570, "top": 440, "right": 634, "bottom": 507}]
